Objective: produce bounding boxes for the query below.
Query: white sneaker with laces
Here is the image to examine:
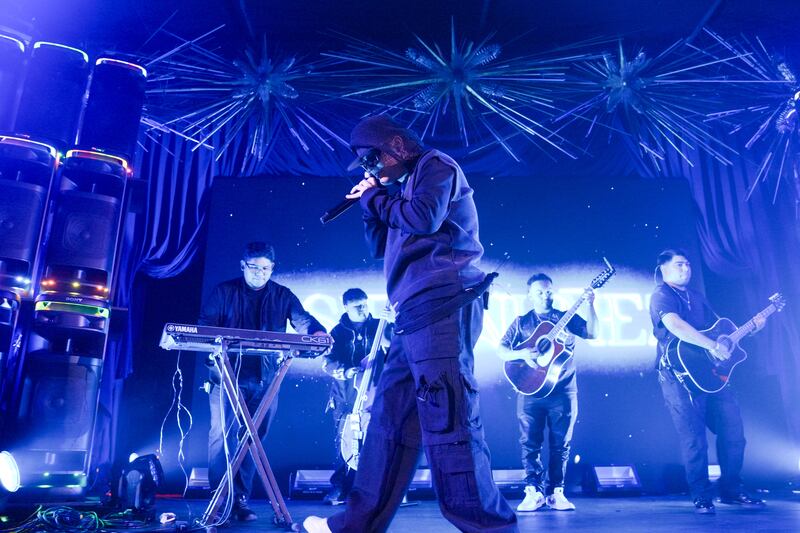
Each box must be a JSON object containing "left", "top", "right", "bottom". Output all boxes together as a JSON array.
[
  {"left": 517, "top": 485, "right": 545, "bottom": 512},
  {"left": 303, "top": 515, "right": 332, "bottom": 533},
  {"left": 546, "top": 487, "right": 576, "bottom": 511}
]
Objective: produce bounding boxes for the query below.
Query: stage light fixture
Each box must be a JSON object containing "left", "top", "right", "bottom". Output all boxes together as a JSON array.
[
  {"left": 584, "top": 464, "right": 642, "bottom": 495},
  {"left": 290, "top": 469, "right": 337, "bottom": 498},
  {"left": 188, "top": 467, "right": 209, "bottom": 490},
  {"left": 116, "top": 454, "right": 163, "bottom": 521},
  {"left": 0, "top": 451, "right": 20, "bottom": 493},
  {"left": 291, "top": 469, "right": 434, "bottom": 499},
  {"left": 490, "top": 469, "right": 527, "bottom": 495}
]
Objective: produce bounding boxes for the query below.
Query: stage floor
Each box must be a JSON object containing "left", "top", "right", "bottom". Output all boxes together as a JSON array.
[{"left": 160, "top": 493, "right": 800, "bottom": 532}]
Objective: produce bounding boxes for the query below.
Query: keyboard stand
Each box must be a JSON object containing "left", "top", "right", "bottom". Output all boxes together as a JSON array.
[{"left": 200, "top": 338, "right": 297, "bottom": 530}]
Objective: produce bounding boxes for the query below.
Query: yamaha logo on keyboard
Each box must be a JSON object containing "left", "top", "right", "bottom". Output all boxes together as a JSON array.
[{"left": 168, "top": 324, "right": 198, "bottom": 334}]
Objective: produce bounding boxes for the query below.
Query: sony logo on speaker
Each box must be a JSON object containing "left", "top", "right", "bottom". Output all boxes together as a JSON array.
[{"left": 65, "top": 296, "right": 84, "bottom": 303}]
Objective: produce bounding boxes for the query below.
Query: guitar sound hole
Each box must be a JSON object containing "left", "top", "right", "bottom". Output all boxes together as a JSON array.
[
  {"left": 536, "top": 338, "right": 551, "bottom": 354},
  {"left": 718, "top": 336, "right": 733, "bottom": 351}
]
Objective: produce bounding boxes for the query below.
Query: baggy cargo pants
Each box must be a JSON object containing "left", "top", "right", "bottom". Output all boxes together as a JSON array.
[{"left": 327, "top": 299, "right": 518, "bottom": 532}]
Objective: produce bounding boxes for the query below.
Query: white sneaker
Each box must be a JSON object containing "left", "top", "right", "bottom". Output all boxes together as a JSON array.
[
  {"left": 546, "top": 487, "right": 576, "bottom": 511},
  {"left": 517, "top": 485, "right": 545, "bottom": 512},
  {"left": 303, "top": 515, "right": 332, "bottom": 533}
]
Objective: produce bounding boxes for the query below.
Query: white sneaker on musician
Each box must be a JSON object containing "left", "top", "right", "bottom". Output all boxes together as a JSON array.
[
  {"left": 546, "top": 487, "right": 576, "bottom": 511},
  {"left": 303, "top": 515, "right": 332, "bottom": 533},
  {"left": 517, "top": 485, "right": 545, "bottom": 512}
]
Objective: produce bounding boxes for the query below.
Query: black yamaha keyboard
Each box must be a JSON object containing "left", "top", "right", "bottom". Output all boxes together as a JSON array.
[{"left": 159, "top": 323, "right": 332, "bottom": 357}]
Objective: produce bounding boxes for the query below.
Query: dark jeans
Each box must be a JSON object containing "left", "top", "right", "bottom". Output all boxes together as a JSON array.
[
  {"left": 658, "top": 368, "right": 746, "bottom": 500},
  {"left": 517, "top": 389, "right": 577, "bottom": 494},
  {"left": 208, "top": 373, "right": 278, "bottom": 501},
  {"left": 327, "top": 300, "right": 518, "bottom": 533}
]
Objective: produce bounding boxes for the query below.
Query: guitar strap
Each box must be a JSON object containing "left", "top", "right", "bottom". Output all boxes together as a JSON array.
[
  {"left": 394, "top": 272, "right": 498, "bottom": 335},
  {"left": 659, "top": 349, "right": 696, "bottom": 400}
]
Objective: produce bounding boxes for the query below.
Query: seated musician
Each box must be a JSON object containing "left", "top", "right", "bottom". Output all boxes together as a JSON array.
[
  {"left": 321, "top": 288, "right": 394, "bottom": 505},
  {"left": 198, "top": 241, "right": 327, "bottom": 522},
  {"left": 649, "top": 249, "right": 765, "bottom": 514},
  {"left": 496, "top": 273, "right": 597, "bottom": 512}
]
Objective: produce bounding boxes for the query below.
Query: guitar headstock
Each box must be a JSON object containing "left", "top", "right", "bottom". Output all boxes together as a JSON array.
[
  {"left": 769, "top": 293, "right": 786, "bottom": 312},
  {"left": 590, "top": 258, "right": 616, "bottom": 290}
]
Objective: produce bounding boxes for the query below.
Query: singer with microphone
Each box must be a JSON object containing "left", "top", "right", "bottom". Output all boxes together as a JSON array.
[
  {"left": 320, "top": 142, "right": 393, "bottom": 223},
  {"left": 304, "top": 115, "right": 518, "bottom": 533}
]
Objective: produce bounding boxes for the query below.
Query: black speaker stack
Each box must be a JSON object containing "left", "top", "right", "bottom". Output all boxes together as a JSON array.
[{"left": 0, "top": 35, "right": 146, "bottom": 498}]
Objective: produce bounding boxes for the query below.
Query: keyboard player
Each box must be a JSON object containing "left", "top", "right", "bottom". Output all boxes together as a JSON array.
[{"left": 198, "top": 241, "right": 327, "bottom": 522}]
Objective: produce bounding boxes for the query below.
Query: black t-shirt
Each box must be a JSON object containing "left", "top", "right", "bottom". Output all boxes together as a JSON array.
[
  {"left": 500, "top": 308, "right": 589, "bottom": 393},
  {"left": 242, "top": 285, "right": 267, "bottom": 329},
  {"left": 649, "top": 283, "right": 717, "bottom": 366},
  {"left": 239, "top": 285, "right": 268, "bottom": 374}
]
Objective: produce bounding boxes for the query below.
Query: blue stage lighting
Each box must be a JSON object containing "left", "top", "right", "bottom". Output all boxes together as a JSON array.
[{"left": 0, "top": 451, "right": 20, "bottom": 493}]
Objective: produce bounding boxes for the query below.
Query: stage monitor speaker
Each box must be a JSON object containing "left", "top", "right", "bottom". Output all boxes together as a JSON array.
[
  {"left": 78, "top": 59, "right": 146, "bottom": 161},
  {"left": 14, "top": 42, "right": 89, "bottom": 149},
  {"left": 0, "top": 35, "right": 26, "bottom": 133},
  {"left": 44, "top": 190, "right": 120, "bottom": 283},
  {"left": 10, "top": 351, "right": 103, "bottom": 485}
]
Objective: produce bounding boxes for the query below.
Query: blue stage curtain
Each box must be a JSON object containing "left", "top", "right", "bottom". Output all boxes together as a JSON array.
[{"left": 661, "top": 144, "right": 800, "bottom": 446}]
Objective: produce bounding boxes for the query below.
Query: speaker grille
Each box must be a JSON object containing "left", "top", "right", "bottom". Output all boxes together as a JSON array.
[
  {"left": 16, "top": 352, "right": 103, "bottom": 452},
  {"left": 0, "top": 179, "right": 46, "bottom": 264},
  {"left": 46, "top": 191, "right": 120, "bottom": 275}
]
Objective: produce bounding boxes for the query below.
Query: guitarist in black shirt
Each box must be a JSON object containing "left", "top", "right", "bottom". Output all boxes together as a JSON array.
[
  {"left": 497, "top": 273, "right": 597, "bottom": 512},
  {"left": 649, "top": 248, "right": 765, "bottom": 514}
]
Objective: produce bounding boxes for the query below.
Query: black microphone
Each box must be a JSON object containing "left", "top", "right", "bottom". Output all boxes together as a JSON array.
[{"left": 320, "top": 197, "right": 358, "bottom": 224}]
